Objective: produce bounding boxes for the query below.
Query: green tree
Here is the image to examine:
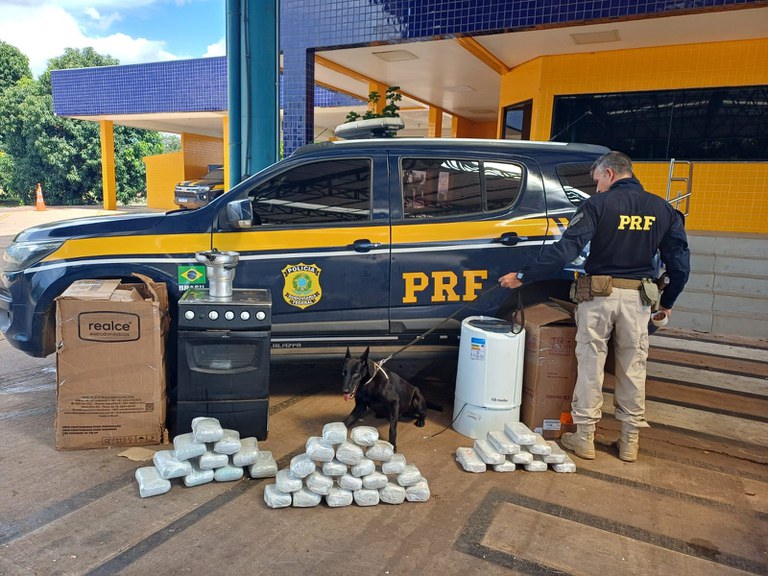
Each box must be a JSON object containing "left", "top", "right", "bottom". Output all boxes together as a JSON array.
[
  {"left": 0, "top": 41, "right": 31, "bottom": 94},
  {"left": 0, "top": 46, "right": 164, "bottom": 205},
  {"left": 38, "top": 47, "right": 119, "bottom": 93}
]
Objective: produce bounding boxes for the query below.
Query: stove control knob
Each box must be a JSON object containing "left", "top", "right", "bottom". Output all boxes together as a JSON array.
[
  {"left": 184, "top": 310, "right": 195, "bottom": 321},
  {"left": 256, "top": 311, "right": 266, "bottom": 321},
  {"left": 224, "top": 311, "right": 235, "bottom": 321},
  {"left": 208, "top": 310, "right": 219, "bottom": 321},
  {"left": 240, "top": 311, "right": 250, "bottom": 321}
]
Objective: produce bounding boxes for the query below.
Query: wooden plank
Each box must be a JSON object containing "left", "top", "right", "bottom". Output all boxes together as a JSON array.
[
  {"left": 605, "top": 377, "right": 768, "bottom": 421},
  {"left": 602, "top": 392, "right": 768, "bottom": 449},
  {"left": 651, "top": 334, "right": 768, "bottom": 362},
  {"left": 649, "top": 347, "right": 768, "bottom": 378},
  {"left": 646, "top": 361, "right": 768, "bottom": 397}
]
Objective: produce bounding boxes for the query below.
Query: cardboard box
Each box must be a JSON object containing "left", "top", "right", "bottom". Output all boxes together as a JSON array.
[
  {"left": 521, "top": 301, "right": 577, "bottom": 439},
  {"left": 55, "top": 275, "right": 168, "bottom": 450}
]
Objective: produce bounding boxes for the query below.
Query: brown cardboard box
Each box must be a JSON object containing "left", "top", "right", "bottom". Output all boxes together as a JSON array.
[
  {"left": 55, "top": 275, "right": 168, "bottom": 449},
  {"left": 521, "top": 301, "right": 577, "bottom": 439}
]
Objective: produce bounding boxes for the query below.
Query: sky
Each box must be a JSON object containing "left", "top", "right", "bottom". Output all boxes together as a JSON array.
[{"left": 0, "top": 0, "right": 226, "bottom": 77}]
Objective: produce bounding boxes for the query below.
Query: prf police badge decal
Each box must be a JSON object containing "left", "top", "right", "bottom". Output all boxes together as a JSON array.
[{"left": 282, "top": 263, "right": 322, "bottom": 309}]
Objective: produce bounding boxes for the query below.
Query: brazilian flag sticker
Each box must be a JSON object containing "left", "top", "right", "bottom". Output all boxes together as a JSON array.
[{"left": 178, "top": 265, "right": 206, "bottom": 285}]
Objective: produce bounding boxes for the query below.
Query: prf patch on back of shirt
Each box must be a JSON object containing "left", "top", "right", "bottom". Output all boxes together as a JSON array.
[{"left": 618, "top": 215, "right": 656, "bottom": 230}]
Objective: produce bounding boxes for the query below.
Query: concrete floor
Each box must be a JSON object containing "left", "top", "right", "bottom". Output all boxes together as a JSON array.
[
  {"left": 1, "top": 206, "right": 766, "bottom": 575},
  {"left": 1, "top": 329, "right": 766, "bottom": 576}
]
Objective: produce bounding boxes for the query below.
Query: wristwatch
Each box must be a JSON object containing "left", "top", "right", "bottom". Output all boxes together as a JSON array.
[{"left": 516, "top": 271, "right": 525, "bottom": 283}]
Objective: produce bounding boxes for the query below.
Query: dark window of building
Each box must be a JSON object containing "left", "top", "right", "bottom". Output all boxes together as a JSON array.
[
  {"left": 551, "top": 86, "right": 768, "bottom": 161},
  {"left": 249, "top": 159, "right": 371, "bottom": 225},
  {"left": 401, "top": 158, "right": 523, "bottom": 218},
  {"left": 556, "top": 162, "right": 598, "bottom": 207},
  {"left": 503, "top": 100, "right": 532, "bottom": 140}
]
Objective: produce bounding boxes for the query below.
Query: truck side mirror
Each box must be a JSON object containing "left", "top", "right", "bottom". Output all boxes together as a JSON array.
[{"left": 226, "top": 199, "right": 254, "bottom": 229}]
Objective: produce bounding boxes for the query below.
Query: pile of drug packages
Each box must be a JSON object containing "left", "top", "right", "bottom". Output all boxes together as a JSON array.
[
  {"left": 456, "top": 421, "right": 576, "bottom": 473},
  {"left": 134, "top": 417, "right": 277, "bottom": 497},
  {"left": 264, "top": 422, "right": 429, "bottom": 508}
]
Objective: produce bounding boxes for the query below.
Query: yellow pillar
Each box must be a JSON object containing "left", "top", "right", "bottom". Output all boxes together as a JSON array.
[
  {"left": 222, "top": 115, "right": 230, "bottom": 192},
  {"left": 99, "top": 120, "right": 117, "bottom": 210},
  {"left": 369, "top": 82, "right": 387, "bottom": 115},
  {"left": 428, "top": 107, "right": 443, "bottom": 137}
]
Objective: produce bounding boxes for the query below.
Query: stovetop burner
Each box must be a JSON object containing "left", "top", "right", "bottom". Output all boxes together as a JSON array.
[{"left": 178, "top": 288, "right": 271, "bottom": 330}]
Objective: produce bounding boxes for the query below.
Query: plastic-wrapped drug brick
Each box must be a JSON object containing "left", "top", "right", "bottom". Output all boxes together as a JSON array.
[
  {"left": 325, "top": 486, "right": 353, "bottom": 507},
  {"left": 405, "top": 479, "right": 430, "bottom": 502},
  {"left": 504, "top": 421, "right": 536, "bottom": 445},
  {"left": 552, "top": 454, "right": 577, "bottom": 473},
  {"left": 487, "top": 430, "right": 520, "bottom": 455},
  {"left": 292, "top": 487, "right": 322, "bottom": 507},
  {"left": 473, "top": 438, "right": 505, "bottom": 465},
  {"left": 322, "top": 459, "right": 347, "bottom": 477},
  {"left": 365, "top": 440, "right": 394, "bottom": 462},
  {"left": 350, "top": 426, "right": 379, "bottom": 447},
  {"left": 289, "top": 452, "right": 316, "bottom": 478},
  {"left": 135, "top": 467, "right": 171, "bottom": 498},
  {"left": 153, "top": 450, "right": 193, "bottom": 479},
  {"left": 511, "top": 451, "right": 533, "bottom": 465},
  {"left": 173, "top": 433, "right": 206, "bottom": 460},
  {"left": 191, "top": 417, "right": 224, "bottom": 443},
  {"left": 213, "top": 429, "right": 241, "bottom": 455},
  {"left": 264, "top": 484, "right": 292, "bottom": 508},
  {"left": 455, "top": 447, "right": 486, "bottom": 473},
  {"left": 381, "top": 453, "right": 406, "bottom": 475},
  {"left": 322, "top": 422, "right": 347, "bottom": 444},
  {"left": 379, "top": 482, "right": 406, "bottom": 504},
  {"left": 306, "top": 436, "right": 335, "bottom": 462},
  {"left": 544, "top": 441, "right": 567, "bottom": 464},
  {"left": 306, "top": 471, "right": 334, "bottom": 495},
  {"left": 233, "top": 437, "right": 260, "bottom": 467},
  {"left": 527, "top": 433, "right": 552, "bottom": 456},
  {"left": 249, "top": 451, "right": 277, "bottom": 478},
  {"left": 524, "top": 455, "right": 548, "bottom": 472},
  {"left": 335, "top": 441, "right": 364, "bottom": 465}
]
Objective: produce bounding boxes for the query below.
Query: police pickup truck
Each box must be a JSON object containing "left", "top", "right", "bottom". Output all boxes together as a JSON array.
[{"left": 1, "top": 138, "right": 606, "bottom": 359}]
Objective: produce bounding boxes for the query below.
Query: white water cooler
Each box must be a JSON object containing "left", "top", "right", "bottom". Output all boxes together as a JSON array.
[{"left": 453, "top": 316, "right": 525, "bottom": 439}]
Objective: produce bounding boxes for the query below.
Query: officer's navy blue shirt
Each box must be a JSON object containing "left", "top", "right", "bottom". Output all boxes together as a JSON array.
[{"left": 523, "top": 176, "right": 690, "bottom": 308}]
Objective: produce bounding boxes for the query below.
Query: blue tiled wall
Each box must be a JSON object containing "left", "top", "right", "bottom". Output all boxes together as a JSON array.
[
  {"left": 52, "top": 58, "right": 228, "bottom": 116},
  {"left": 52, "top": 0, "right": 761, "bottom": 156}
]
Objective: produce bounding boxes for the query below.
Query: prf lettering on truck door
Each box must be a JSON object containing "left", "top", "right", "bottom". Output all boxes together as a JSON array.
[{"left": 402, "top": 270, "right": 488, "bottom": 303}]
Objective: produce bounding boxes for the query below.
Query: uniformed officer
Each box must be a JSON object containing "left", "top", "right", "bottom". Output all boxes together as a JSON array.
[{"left": 499, "top": 151, "right": 690, "bottom": 462}]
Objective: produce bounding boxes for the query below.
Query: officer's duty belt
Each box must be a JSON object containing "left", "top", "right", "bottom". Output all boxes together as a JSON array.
[{"left": 611, "top": 278, "right": 644, "bottom": 290}]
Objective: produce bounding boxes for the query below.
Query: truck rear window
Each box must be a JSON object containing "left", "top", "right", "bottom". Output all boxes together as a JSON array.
[{"left": 556, "top": 162, "right": 598, "bottom": 206}]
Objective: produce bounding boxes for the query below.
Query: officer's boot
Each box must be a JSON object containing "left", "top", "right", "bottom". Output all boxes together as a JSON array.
[
  {"left": 617, "top": 424, "right": 639, "bottom": 462},
  {"left": 560, "top": 424, "right": 595, "bottom": 460}
]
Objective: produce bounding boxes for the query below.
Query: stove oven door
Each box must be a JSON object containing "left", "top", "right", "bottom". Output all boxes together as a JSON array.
[{"left": 176, "top": 330, "right": 270, "bottom": 401}]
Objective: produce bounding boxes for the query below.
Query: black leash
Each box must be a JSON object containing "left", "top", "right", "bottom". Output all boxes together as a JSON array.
[{"left": 376, "top": 283, "right": 525, "bottom": 368}]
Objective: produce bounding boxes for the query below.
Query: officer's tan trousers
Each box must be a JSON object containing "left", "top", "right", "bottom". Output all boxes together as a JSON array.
[{"left": 572, "top": 287, "right": 652, "bottom": 429}]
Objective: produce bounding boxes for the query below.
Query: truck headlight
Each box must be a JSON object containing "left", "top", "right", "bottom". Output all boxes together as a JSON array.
[{"left": 1, "top": 240, "right": 63, "bottom": 273}]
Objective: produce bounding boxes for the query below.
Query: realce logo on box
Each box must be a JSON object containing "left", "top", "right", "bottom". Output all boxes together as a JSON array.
[{"left": 78, "top": 312, "right": 140, "bottom": 342}]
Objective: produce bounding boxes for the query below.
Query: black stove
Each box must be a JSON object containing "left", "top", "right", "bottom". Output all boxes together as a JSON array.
[{"left": 170, "top": 288, "right": 272, "bottom": 439}]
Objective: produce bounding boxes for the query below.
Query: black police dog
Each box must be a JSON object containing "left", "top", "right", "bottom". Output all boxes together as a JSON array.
[{"left": 342, "top": 347, "right": 435, "bottom": 451}]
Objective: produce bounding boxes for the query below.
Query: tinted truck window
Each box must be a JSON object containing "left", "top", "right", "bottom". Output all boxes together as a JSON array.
[
  {"left": 402, "top": 158, "right": 522, "bottom": 218},
  {"left": 250, "top": 158, "right": 372, "bottom": 225},
  {"left": 556, "top": 162, "right": 598, "bottom": 206}
]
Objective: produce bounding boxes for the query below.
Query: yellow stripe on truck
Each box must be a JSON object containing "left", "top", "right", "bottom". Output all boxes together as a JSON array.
[
  {"left": 392, "top": 217, "right": 556, "bottom": 243},
  {"left": 213, "top": 226, "right": 390, "bottom": 252},
  {"left": 42, "top": 233, "right": 211, "bottom": 261}
]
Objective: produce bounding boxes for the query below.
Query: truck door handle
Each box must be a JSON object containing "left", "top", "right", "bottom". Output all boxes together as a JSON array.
[
  {"left": 498, "top": 232, "right": 528, "bottom": 246},
  {"left": 350, "top": 239, "right": 382, "bottom": 252}
]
